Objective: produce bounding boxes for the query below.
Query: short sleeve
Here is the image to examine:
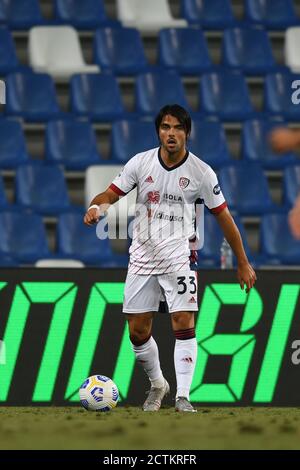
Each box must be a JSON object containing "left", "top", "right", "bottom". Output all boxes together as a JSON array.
[
  {"left": 110, "top": 157, "right": 138, "bottom": 196},
  {"left": 201, "top": 167, "right": 227, "bottom": 214}
]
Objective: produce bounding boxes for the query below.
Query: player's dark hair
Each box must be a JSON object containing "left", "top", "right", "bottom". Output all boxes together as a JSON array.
[{"left": 155, "top": 104, "right": 192, "bottom": 138}]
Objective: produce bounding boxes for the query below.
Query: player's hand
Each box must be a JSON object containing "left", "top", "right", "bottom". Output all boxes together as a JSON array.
[
  {"left": 84, "top": 207, "right": 100, "bottom": 226},
  {"left": 237, "top": 261, "right": 257, "bottom": 294}
]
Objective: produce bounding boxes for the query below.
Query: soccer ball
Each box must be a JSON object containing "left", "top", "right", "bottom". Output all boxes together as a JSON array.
[{"left": 79, "top": 375, "right": 119, "bottom": 411}]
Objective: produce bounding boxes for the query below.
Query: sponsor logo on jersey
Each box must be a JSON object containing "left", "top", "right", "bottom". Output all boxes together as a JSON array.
[
  {"left": 163, "top": 193, "right": 183, "bottom": 202},
  {"left": 147, "top": 191, "right": 160, "bottom": 203},
  {"left": 155, "top": 212, "right": 184, "bottom": 222},
  {"left": 145, "top": 175, "right": 154, "bottom": 183},
  {"left": 188, "top": 296, "right": 197, "bottom": 303},
  {"left": 179, "top": 177, "right": 190, "bottom": 189},
  {"left": 213, "top": 184, "right": 221, "bottom": 195}
]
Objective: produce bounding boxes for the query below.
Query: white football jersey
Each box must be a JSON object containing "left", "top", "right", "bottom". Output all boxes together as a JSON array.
[{"left": 110, "top": 147, "right": 227, "bottom": 275}]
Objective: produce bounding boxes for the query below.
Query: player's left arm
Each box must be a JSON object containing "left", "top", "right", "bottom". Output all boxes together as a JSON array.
[{"left": 215, "top": 207, "right": 257, "bottom": 293}]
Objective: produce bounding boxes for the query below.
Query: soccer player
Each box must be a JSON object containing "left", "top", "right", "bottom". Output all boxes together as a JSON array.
[{"left": 84, "top": 104, "right": 257, "bottom": 412}]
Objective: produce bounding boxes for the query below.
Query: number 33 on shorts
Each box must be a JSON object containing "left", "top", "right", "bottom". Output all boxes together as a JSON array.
[{"left": 123, "top": 270, "right": 198, "bottom": 314}]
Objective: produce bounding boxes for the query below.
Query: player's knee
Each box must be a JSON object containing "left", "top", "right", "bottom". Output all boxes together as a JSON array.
[
  {"left": 129, "top": 323, "right": 152, "bottom": 345},
  {"left": 172, "top": 312, "right": 194, "bottom": 330}
]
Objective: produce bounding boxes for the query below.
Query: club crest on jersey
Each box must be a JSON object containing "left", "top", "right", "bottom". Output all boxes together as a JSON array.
[
  {"left": 147, "top": 191, "right": 160, "bottom": 204},
  {"left": 179, "top": 177, "right": 190, "bottom": 189}
]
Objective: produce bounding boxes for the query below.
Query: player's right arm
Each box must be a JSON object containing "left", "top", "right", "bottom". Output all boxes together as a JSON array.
[{"left": 84, "top": 188, "right": 120, "bottom": 226}]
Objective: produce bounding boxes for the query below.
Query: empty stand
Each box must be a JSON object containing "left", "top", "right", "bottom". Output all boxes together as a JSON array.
[
  {"left": 94, "top": 27, "right": 148, "bottom": 76},
  {"left": 188, "top": 120, "right": 231, "bottom": 168},
  {"left": 0, "top": 210, "right": 50, "bottom": 263},
  {"left": 46, "top": 119, "right": 101, "bottom": 170},
  {"left": 29, "top": 26, "right": 99, "bottom": 80},
  {"left": 15, "top": 162, "right": 70, "bottom": 215},
  {"left": 135, "top": 70, "right": 189, "bottom": 116},
  {"left": 260, "top": 213, "right": 300, "bottom": 264},
  {"left": 241, "top": 119, "right": 297, "bottom": 169},
  {"left": 57, "top": 211, "right": 128, "bottom": 266},
  {"left": 0, "top": 119, "right": 28, "bottom": 168},
  {"left": 70, "top": 73, "right": 125, "bottom": 121},
  {"left": 0, "top": 0, "right": 43, "bottom": 29},
  {"left": 158, "top": 28, "right": 212, "bottom": 75},
  {"left": 283, "top": 164, "right": 300, "bottom": 207},
  {"left": 117, "top": 0, "right": 187, "bottom": 32},
  {"left": 245, "top": 0, "right": 299, "bottom": 30},
  {"left": 0, "top": 27, "right": 19, "bottom": 74},
  {"left": 111, "top": 120, "right": 158, "bottom": 163},
  {"left": 181, "top": 0, "right": 235, "bottom": 29},
  {"left": 6, "top": 72, "right": 61, "bottom": 122},
  {"left": 264, "top": 72, "right": 300, "bottom": 120},
  {"left": 54, "top": 0, "right": 117, "bottom": 29},
  {"left": 285, "top": 27, "right": 300, "bottom": 73},
  {"left": 218, "top": 162, "right": 275, "bottom": 215},
  {"left": 200, "top": 71, "right": 254, "bottom": 121},
  {"left": 222, "top": 27, "right": 276, "bottom": 75}
]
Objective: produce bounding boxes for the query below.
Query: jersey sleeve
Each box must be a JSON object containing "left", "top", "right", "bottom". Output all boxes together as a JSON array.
[
  {"left": 201, "top": 167, "right": 227, "bottom": 214},
  {"left": 109, "top": 157, "right": 138, "bottom": 196}
]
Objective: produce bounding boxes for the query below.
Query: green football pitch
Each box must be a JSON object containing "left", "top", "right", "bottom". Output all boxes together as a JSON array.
[{"left": 1, "top": 407, "right": 300, "bottom": 450}]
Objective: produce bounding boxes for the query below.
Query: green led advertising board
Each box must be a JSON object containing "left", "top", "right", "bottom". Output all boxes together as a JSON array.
[{"left": 0, "top": 269, "right": 299, "bottom": 406}]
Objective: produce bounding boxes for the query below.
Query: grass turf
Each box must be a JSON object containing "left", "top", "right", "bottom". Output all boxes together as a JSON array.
[{"left": 0, "top": 406, "right": 300, "bottom": 450}]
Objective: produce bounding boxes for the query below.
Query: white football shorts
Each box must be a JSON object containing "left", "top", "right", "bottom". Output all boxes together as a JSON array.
[{"left": 123, "top": 269, "right": 198, "bottom": 314}]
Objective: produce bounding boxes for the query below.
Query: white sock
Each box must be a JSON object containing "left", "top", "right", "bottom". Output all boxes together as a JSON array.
[
  {"left": 131, "top": 336, "right": 165, "bottom": 388},
  {"left": 174, "top": 338, "right": 197, "bottom": 400}
]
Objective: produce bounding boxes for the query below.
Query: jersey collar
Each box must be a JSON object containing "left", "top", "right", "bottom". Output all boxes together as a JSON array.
[{"left": 158, "top": 147, "right": 189, "bottom": 172}]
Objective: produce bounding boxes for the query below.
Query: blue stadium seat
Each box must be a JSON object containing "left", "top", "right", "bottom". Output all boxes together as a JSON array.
[
  {"left": 244, "top": 0, "right": 299, "bottom": 30},
  {"left": 158, "top": 28, "right": 212, "bottom": 75},
  {"left": 0, "top": 0, "right": 43, "bottom": 29},
  {"left": 181, "top": 0, "right": 236, "bottom": 29},
  {"left": 200, "top": 71, "right": 254, "bottom": 121},
  {"left": 46, "top": 119, "right": 101, "bottom": 170},
  {"left": 57, "top": 211, "right": 128, "bottom": 266},
  {"left": 0, "top": 255, "right": 19, "bottom": 266},
  {"left": 264, "top": 72, "right": 300, "bottom": 121},
  {"left": 135, "top": 70, "right": 189, "bottom": 116},
  {"left": 15, "top": 162, "right": 70, "bottom": 215},
  {"left": 94, "top": 27, "right": 148, "bottom": 76},
  {"left": 54, "top": 0, "right": 119, "bottom": 29},
  {"left": 0, "top": 210, "right": 50, "bottom": 263},
  {"left": 222, "top": 27, "right": 276, "bottom": 75},
  {"left": 0, "top": 174, "right": 7, "bottom": 208},
  {"left": 199, "top": 212, "right": 251, "bottom": 267},
  {"left": 188, "top": 120, "right": 231, "bottom": 168},
  {"left": 260, "top": 213, "right": 300, "bottom": 264},
  {"left": 111, "top": 119, "right": 158, "bottom": 163},
  {"left": 283, "top": 164, "right": 300, "bottom": 208},
  {"left": 0, "top": 120, "right": 28, "bottom": 168},
  {"left": 242, "top": 119, "right": 297, "bottom": 169},
  {"left": 70, "top": 73, "right": 125, "bottom": 121},
  {"left": 0, "top": 27, "right": 19, "bottom": 74},
  {"left": 6, "top": 72, "right": 61, "bottom": 122},
  {"left": 218, "top": 162, "right": 275, "bottom": 215}
]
